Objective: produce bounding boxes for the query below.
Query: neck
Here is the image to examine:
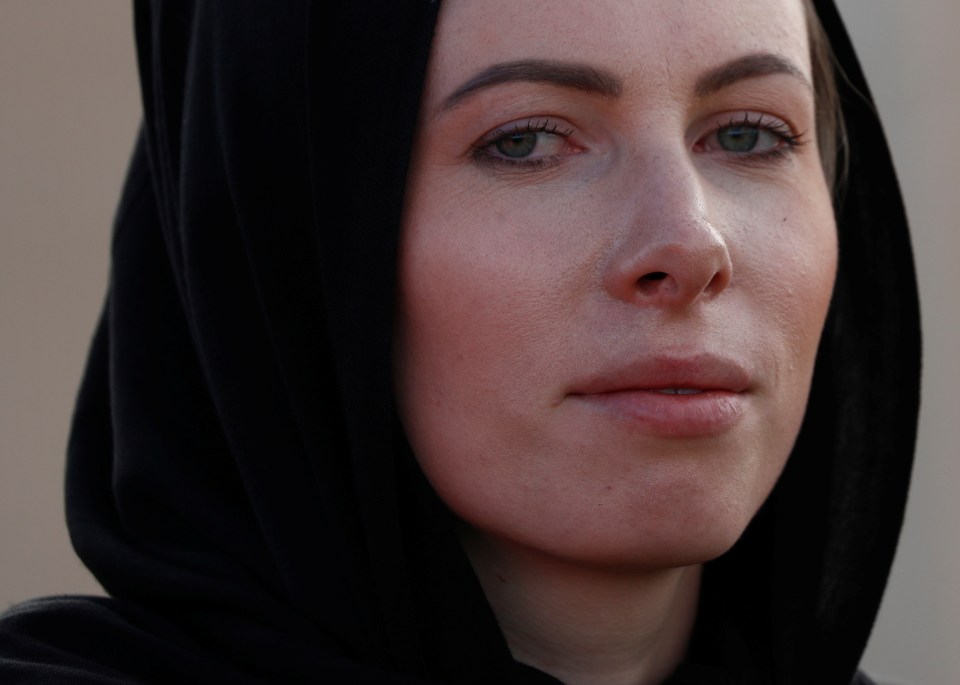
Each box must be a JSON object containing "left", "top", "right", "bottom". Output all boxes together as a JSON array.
[{"left": 462, "top": 530, "right": 701, "bottom": 685}]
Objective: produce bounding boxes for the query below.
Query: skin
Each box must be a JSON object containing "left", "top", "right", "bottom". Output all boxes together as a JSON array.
[{"left": 393, "top": 1, "right": 837, "bottom": 682}]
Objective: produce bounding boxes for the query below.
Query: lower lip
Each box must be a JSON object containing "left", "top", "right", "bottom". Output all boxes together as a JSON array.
[{"left": 570, "top": 389, "right": 745, "bottom": 438}]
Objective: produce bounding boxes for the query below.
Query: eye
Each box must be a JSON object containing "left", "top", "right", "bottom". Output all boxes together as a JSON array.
[
  {"left": 494, "top": 131, "right": 541, "bottom": 158},
  {"left": 697, "top": 113, "right": 804, "bottom": 160},
  {"left": 471, "top": 118, "right": 578, "bottom": 170},
  {"left": 716, "top": 125, "right": 777, "bottom": 153}
]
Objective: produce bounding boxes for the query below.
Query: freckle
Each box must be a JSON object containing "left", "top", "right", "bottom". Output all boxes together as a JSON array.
[{"left": 782, "top": 216, "right": 788, "bottom": 223}]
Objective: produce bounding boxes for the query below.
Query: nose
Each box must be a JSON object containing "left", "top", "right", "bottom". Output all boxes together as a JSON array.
[{"left": 602, "top": 161, "right": 732, "bottom": 309}]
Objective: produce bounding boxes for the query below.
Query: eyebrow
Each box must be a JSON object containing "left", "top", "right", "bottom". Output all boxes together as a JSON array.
[
  {"left": 440, "top": 59, "right": 623, "bottom": 111},
  {"left": 694, "top": 53, "right": 811, "bottom": 97},
  {"left": 439, "top": 52, "right": 810, "bottom": 113}
]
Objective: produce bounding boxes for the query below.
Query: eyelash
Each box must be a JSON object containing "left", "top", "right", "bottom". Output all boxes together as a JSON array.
[
  {"left": 470, "top": 118, "right": 575, "bottom": 171},
  {"left": 704, "top": 112, "right": 807, "bottom": 162},
  {"left": 469, "top": 113, "right": 806, "bottom": 173}
]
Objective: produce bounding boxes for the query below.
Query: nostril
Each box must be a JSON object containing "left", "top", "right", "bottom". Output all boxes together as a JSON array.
[{"left": 636, "top": 271, "right": 670, "bottom": 296}]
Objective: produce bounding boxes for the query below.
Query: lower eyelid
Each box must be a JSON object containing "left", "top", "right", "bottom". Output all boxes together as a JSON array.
[{"left": 469, "top": 148, "right": 567, "bottom": 175}]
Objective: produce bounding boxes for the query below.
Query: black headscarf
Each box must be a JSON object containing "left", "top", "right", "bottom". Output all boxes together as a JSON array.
[{"left": 0, "top": 1, "right": 919, "bottom": 683}]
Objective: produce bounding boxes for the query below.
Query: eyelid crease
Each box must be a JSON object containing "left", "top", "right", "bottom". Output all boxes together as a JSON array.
[
  {"left": 475, "top": 118, "right": 574, "bottom": 145},
  {"left": 716, "top": 112, "right": 805, "bottom": 141}
]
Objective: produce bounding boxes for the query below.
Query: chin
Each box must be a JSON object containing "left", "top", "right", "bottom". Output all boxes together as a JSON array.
[
  {"left": 456, "top": 471, "right": 771, "bottom": 574},
  {"left": 569, "top": 512, "right": 755, "bottom": 572}
]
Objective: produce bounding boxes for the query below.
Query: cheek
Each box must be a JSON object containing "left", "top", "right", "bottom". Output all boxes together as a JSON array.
[
  {"left": 395, "top": 204, "right": 541, "bottom": 387},
  {"left": 394, "top": 171, "right": 599, "bottom": 397},
  {"left": 770, "top": 198, "right": 837, "bottom": 357},
  {"left": 725, "top": 177, "right": 838, "bottom": 350},
  {"left": 393, "top": 196, "right": 533, "bottom": 463},
  {"left": 737, "top": 187, "right": 838, "bottom": 477}
]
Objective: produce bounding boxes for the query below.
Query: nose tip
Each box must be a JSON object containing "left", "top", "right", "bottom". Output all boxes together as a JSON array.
[{"left": 605, "top": 229, "right": 733, "bottom": 308}]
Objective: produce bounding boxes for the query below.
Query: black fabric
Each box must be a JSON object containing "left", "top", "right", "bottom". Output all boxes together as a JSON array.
[{"left": 0, "top": 1, "right": 920, "bottom": 683}]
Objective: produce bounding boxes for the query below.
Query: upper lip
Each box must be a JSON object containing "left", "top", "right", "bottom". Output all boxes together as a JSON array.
[{"left": 568, "top": 352, "right": 752, "bottom": 396}]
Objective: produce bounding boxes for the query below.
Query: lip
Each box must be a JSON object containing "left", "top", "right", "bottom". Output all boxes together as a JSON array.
[{"left": 567, "top": 353, "right": 751, "bottom": 438}]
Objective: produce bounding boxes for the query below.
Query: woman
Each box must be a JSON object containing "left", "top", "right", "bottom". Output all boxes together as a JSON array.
[{"left": 0, "top": 1, "right": 919, "bottom": 683}]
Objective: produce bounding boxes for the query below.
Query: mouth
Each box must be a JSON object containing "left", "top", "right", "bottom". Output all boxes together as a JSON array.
[
  {"left": 567, "top": 354, "right": 751, "bottom": 437},
  {"left": 571, "top": 354, "right": 750, "bottom": 394}
]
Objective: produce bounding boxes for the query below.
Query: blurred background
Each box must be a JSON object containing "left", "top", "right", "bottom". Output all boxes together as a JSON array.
[{"left": 1, "top": 2, "right": 957, "bottom": 682}]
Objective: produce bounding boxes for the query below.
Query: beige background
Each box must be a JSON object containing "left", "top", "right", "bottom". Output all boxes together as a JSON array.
[{"left": 1, "top": 2, "right": 957, "bottom": 683}]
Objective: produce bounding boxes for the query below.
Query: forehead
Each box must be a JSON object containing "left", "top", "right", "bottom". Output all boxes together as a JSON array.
[{"left": 426, "top": 0, "right": 810, "bottom": 103}]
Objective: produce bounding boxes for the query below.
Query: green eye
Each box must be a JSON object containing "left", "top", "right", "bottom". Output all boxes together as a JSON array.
[
  {"left": 717, "top": 125, "right": 761, "bottom": 153},
  {"left": 705, "top": 115, "right": 803, "bottom": 158},
  {"left": 472, "top": 118, "right": 577, "bottom": 171},
  {"left": 496, "top": 132, "right": 539, "bottom": 158}
]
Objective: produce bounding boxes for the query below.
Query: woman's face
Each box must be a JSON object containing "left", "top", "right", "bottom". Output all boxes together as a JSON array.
[{"left": 394, "top": 0, "right": 836, "bottom": 569}]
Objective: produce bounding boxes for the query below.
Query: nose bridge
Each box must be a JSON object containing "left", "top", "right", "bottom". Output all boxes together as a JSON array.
[
  {"left": 603, "top": 148, "right": 733, "bottom": 308},
  {"left": 647, "top": 153, "right": 707, "bottom": 229}
]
